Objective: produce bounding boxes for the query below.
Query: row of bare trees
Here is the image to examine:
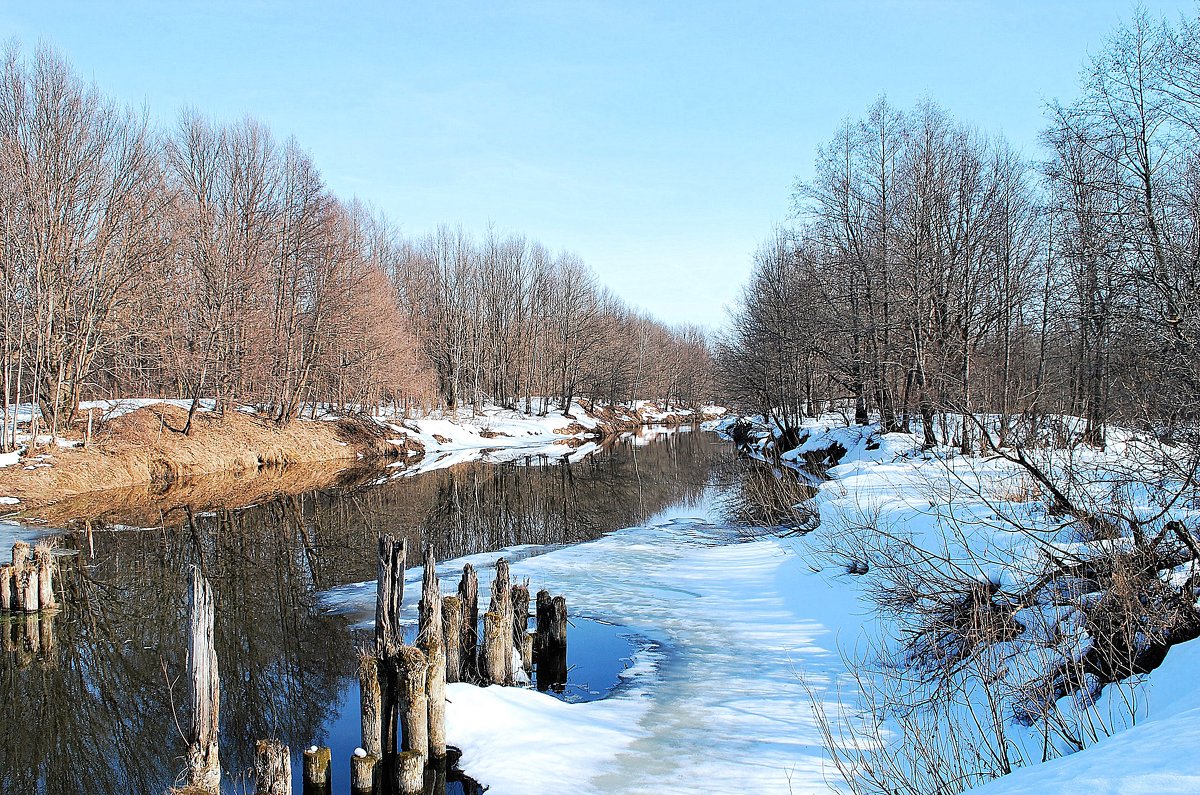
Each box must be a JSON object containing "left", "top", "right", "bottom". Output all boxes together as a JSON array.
[
  {"left": 719, "top": 10, "right": 1200, "bottom": 449},
  {"left": 393, "top": 226, "right": 710, "bottom": 415},
  {"left": 0, "top": 45, "right": 712, "bottom": 451}
]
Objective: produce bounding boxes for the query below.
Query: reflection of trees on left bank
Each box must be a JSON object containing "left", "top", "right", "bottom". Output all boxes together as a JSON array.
[{"left": 0, "top": 429, "right": 727, "bottom": 795}]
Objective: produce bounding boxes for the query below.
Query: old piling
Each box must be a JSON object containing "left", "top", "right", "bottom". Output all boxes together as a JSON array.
[
  {"left": 522, "top": 632, "right": 535, "bottom": 676},
  {"left": 18, "top": 565, "right": 37, "bottom": 612},
  {"left": 396, "top": 749, "right": 424, "bottom": 795},
  {"left": 187, "top": 566, "right": 222, "bottom": 793},
  {"left": 457, "top": 564, "right": 479, "bottom": 677},
  {"left": 510, "top": 582, "right": 529, "bottom": 654},
  {"left": 418, "top": 545, "right": 447, "bottom": 762},
  {"left": 302, "top": 745, "right": 332, "bottom": 794},
  {"left": 442, "top": 595, "right": 463, "bottom": 684},
  {"left": 358, "top": 654, "right": 383, "bottom": 758},
  {"left": 376, "top": 535, "right": 406, "bottom": 657},
  {"left": 535, "top": 591, "right": 568, "bottom": 692},
  {"left": 34, "top": 545, "right": 55, "bottom": 610},
  {"left": 12, "top": 541, "right": 29, "bottom": 571},
  {"left": 350, "top": 750, "right": 378, "bottom": 795},
  {"left": 376, "top": 534, "right": 406, "bottom": 758},
  {"left": 488, "top": 559, "right": 513, "bottom": 683},
  {"left": 396, "top": 646, "right": 429, "bottom": 762},
  {"left": 0, "top": 564, "right": 11, "bottom": 611},
  {"left": 253, "top": 739, "right": 291, "bottom": 795},
  {"left": 481, "top": 611, "right": 507, "bottom": 685}
]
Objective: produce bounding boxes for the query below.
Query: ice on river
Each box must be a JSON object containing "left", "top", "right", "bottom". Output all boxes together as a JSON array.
[{"left": 322, "top": 495, "right": 866, "bottom": 794}]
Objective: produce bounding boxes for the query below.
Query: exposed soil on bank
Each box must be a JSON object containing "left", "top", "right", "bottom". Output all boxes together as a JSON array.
[{"left": 0, "top": 404, "right": 418, "bottom": 520}]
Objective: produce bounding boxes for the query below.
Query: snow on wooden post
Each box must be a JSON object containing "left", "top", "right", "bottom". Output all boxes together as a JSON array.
[
  {"left": 358, "top": 654, "right": 383, "bottom": 758},
  {"left": 186, "top": 566, "right": 221, "bottom": 793},
  {"left": 396, "top": 646, "right": 429, "bottom": 763},
  {"left": 302, "top": 745, "right": 332, "bottom": 794},
  {"left": 253, "top": 739, "right": 291, "bottom": 795},
  {"left": 350, "top": 750, "right": 378, "bottom": 795},
  {"left": 457, "top": 564, "right": 479, "bottom": 678},
  {"left": 34, "top": 545, "right": 55, "bottom": 610},
  {"left": 396, "top": 750, "right": 424, "bottom": 795},
  {"left": 442, "top": 595, "right": 463, "bottom": 684},
  {"left": 482, "top": 611, "right": 507, "bottom": 685},
  {"left": 487, "top": 559, "right": 513, "bottom": 683}
]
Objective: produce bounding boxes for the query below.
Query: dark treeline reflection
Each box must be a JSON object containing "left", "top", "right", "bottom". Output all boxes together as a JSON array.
[{"left": 0, "top": 428, "right": 727, "bottom": 795}]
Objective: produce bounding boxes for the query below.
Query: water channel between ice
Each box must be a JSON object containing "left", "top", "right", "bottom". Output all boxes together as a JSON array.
[{"left": 0, "top": 426, "right": 857, "bottom": 795}]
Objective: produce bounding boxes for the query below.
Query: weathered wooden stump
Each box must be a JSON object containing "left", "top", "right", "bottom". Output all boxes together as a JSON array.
[
  {"left": 510, "top": 582, "right": 529, "bottom": 653},
  {"left": 18, "top": 565, "right": 38, "bottom": 612},
  {"left": 0, "top": 564, "right": 11, "bottom": 611},
  {"left": 396, "top": 646, "right": 429, "bottom": 762},
  {"left": 376, "top": 535, "right": 406, "bottom": 758},
  {"left": 396, "top": 749, "right": 424, "bottom": 795},
  {"left": 481, "top": 611, "right": 507, "bottom": 685},
  {"left": 487, "top": 559, "right": 513, "bottom": 683},
  {"left": 34, "top": 545, "right": 55, "bottom": 610},
  {"left": 254, "top": 739, "right": 291, "bottom": 795},
  {"left": 535, "top": 590, "right": 568, "bottom": 693},
  {"left": 457, "top": 564, "right": 479, "bottom": 678},
  {"left": 358, "top": 654, "right": 383, "bottom": 758},
  {"left": 186, "top": 566, "right": 221, "bottom": 793},
  {"left": 303, "top": 745, "right": 332, "bottom": 794},
  {"left": 521, "top": 631, "right": 535, "bottom": 676},
  {"left": 350, "top": 749, "right": 378, "bottom": 795},
  {"left": 442, "top": 595, "right": 463, "bottom": 684}
]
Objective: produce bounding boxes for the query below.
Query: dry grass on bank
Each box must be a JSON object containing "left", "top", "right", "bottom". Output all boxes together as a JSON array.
[{"left": 0, "top": 404, "right": 419, "bottom": 517}]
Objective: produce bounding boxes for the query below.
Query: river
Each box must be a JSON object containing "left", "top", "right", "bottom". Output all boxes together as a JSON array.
[{"left": 0, "top": 426, "right": 816, "bottom": 795}]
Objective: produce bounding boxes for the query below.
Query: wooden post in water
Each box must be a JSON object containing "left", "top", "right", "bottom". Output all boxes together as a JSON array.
[
  {"left": 12, "top": 542, "right": 29, "bottom": 572},
  {"left": 187, "top": 566, "right": 221, "bottom": 793},
  {"left": 457, "top": 564, "right": 479, "bottom": 678},
  {"left": 396, "top": 750, "right": 424, "bottom": 795},
  {"left": 510, "top": 582, "right": 529, "bottom": 656},
  {"left": 481, "top": 611, "right": 506, "bottom": 685},
  {"left": 418, "top": 544, "right": 447, "bottom": 762},
  {"left": 535, "top": 590, "right": 569, "bottom": 693},
  {"left": 0, "top": 564, "right": 11, "bottom": 611},
  {"left": 376, "top": 535, "right": 406, "bottom": 658},
  {"left": 358, "top": 654, "right": 383, "bottom": 758},
  {"left": 396, "top": 646, "right": 429, "bottom": 763},
  {"left": 350, "top": 750, "right": 378, "bottom": 795},
  {"left": 522, "top": 632, "right": 535, "bottom": 676},
  {"left": 487, "top": 559, "right": 512, "bottom": 684},
  {"left": 34, "top": 545, "right": 55, "bottom": 610},
  {"left": 442, "top": 595, "right": 463, "bottom": 684},
  {"left": 375, "top": 535, "right": 405, "bottom": 759},
  {"left": 253, "top": 740, "right": 291, "bottom": 795},
  {"left": 302, "top": 746, "right": 332, "bottom": 794},
  {"left": 18, "top": 565, "right": 38, "bottom": 612}
]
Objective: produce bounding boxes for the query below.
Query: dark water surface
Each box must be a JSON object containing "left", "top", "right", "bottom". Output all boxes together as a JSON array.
[{"left": 0, "top": 427, "right": 811, "bottom": 795}]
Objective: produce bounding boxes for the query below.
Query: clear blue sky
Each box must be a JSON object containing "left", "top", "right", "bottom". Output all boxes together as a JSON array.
[{"left": 1, "top": 1, "right": 1195, "bottom": 327}]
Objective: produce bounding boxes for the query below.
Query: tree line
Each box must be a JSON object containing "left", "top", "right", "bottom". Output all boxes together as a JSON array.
[
  {"left": 719, "top": 10, "right": 1200, "bottom": 449},
  {"left": 0, "top": 44, "right": 712, "bottom": 451}
]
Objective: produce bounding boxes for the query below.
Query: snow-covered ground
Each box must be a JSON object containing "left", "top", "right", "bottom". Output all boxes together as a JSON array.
[{"left": 322, "top": 414, "right": 1200, "bottom": 794}]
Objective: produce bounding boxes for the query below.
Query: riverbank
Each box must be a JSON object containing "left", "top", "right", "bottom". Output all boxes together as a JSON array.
[{"left": 0, "top": 399, "right": 724, "bottom": 521}]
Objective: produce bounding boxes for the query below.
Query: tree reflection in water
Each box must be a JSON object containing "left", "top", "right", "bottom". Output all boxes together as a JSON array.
[{"left": 0, "top": 427, "right": 744, "bottom": 794}]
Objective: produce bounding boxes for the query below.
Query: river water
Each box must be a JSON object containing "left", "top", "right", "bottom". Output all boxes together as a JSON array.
[{"left": 0, "top": 426, "right": 813, "bottom": 795}]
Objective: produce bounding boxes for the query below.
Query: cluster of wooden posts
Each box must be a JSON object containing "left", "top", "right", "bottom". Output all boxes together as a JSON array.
[
  {"left": 0, "top": 541, "right": 59, "bottom": 661},
  {"left": 346, "top": 535, "right": 570, "bottom": 794},
  {"left": 179, "top": 536, "right": 570, "bottom": 795}
]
